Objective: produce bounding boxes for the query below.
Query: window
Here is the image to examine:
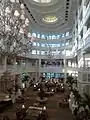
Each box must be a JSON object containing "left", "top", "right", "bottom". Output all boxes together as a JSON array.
[
  {"left": 62, "top": 50, "right": 65, "bottom": 55},
  {"left": 51, "top": 44, "right": 56, "bottom": 47},
  {"left": 88, "top": 74, "right": 90, "bottom": 82},
  {"left": 48, "top": 35, "right": 52, "bottom": 39},
  {"left": 32, "top": 50, "right": 36, "bottom": 54},
  {"left": 57, "top": 44, "right": 60, "bottom": 47},
  {"left": 52, "top": 35, "right": 56, "bottom": 39},
  {"left": 66, "top": 32, "right": 69, "bottom": 37},
  {"left": 57, "top": 35, "right": 60, "bottom": 39},
  {"left": 32, "top": 33, "right": 36, "bottom": 37},
  {"left": 66, "top": 42, "right": 69, "bottom": 45},
  {"left": 37, "top": 33, "right": 40, "bottom": 38},
  {"left": 66, "top": 50, "right": 71, "bottom": 56},
  {"left": 68, "top": 61, "right": 71, "bottom": 67},
  {"left": 41, "top": 35, "right": 45, "bottom": 39},
  {"left": 62, "top": 34, "right": 65, "bottom": 38},
  {"left": 37, "top": 43, "right": 39, "bottom": 46},
  {"left": 37, "top": 50, "right": 40, "bottom": 55},
  {"left": 41, "top": 51, "right": 45, "bottom": 55},
  {"left": 41, "top": 43, "right": 45, "bottom": 47},
  {"left": 33, "top": 42, "right": 37, "bottom": 46},
  {"left": 62, "top": 43, "right": 64, "bottom": 46}
]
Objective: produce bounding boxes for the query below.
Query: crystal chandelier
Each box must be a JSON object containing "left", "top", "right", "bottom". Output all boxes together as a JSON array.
[{"left": 0, "top": 0, "right": 32, "bottom": 55}]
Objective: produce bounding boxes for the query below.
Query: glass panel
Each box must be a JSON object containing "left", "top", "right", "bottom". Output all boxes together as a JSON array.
[{"left": 32, "top": 50, "right": 36, "bottom": 54}]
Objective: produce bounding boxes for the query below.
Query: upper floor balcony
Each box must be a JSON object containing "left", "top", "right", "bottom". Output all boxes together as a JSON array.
[
  {"left": 0, "top": 64, "right": 38, "bottom": 74},
  {"left": 32, "top": 31, "right": 72, "bottom": 42}
]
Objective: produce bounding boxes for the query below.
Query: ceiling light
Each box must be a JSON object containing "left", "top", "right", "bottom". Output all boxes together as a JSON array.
[
  {"left": 65, "top": 19, "right": 68, "bottom": 21},
  {"left": 65, "top": 15, "right": 68, "bottom": 18},
  {"left": 66, "top": 10, "right": 68, "bottom": 13},
  {"left": 66, "top": 6, "right": 69, "bottom": 9},
  {"left": 42, "top": 15, "right": 58, "bottom": 23}
]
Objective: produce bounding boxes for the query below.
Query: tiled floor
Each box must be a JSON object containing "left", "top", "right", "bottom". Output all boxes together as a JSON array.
[{"left": 0, "top": 87, "right": 73, "bottom": 120}]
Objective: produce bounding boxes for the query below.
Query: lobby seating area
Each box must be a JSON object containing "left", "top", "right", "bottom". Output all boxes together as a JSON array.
[{"left": 0, "top": 79, "right": 73, "bottom": 120}]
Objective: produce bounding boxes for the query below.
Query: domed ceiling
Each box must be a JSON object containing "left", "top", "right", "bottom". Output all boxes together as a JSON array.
[{"left": 23, "top": 0, "right": 77, "bottom": 33}]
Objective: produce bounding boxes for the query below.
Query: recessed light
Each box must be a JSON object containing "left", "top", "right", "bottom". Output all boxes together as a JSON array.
[
  {"left": 24, "top": 4, "right": 26, "bottom": 7},
  {"left": 65, "top": 19, "right": 68, "bottom": 21},
  {"left": 65, "top": 16, "right": 68, "bottom": 18},
  {"left": 66, "top": 3, "right": 69, "bottom": 5},
  {"left": 65, "top": 13, "right": 68, "bottom": 15},
  {"left": 66, "top": 6, "right": 69, "bottom": 9}
]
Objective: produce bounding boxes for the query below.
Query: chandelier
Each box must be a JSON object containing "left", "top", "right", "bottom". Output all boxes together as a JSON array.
[{"left": 0, "top": 0, "right": 32, "bottom": 56}]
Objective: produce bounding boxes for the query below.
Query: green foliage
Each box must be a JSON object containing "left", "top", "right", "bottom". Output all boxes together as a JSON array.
[
  {"left": 22, "top": 75, "right": 29, "bottom": 83},
  {"left": 82, "top": 93, "right": 90, "bottom": 109},
  {"left": 67, "top": 76, "right": 74, "bottom": 83},
  {"left": 72, "top": 89, "right": 82, "bottom": 105}
]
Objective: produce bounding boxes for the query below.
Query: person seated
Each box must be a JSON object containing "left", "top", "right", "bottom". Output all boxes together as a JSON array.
[
  {"left": 2, "top": 116, "right": 10, "bottom": 120},
  {"left": 47, "top": 87, "right": 50, "bottom": 92},
  {"left": 37, "top": 110, "right": 48, "bottom": 120}
]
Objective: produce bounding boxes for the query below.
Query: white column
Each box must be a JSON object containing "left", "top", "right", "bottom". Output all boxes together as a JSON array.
[
  {"left": 35, "top": 60, "right": 38, "bottom": 82},
  {"left": 13, "top": 57, "right": 17, "bottom": 86},
  {"left": 3, "top": 56, "right": 7, "bottom": 72},
  {"left": 64, "top": 58, "right": 67, "bottom": 84}
]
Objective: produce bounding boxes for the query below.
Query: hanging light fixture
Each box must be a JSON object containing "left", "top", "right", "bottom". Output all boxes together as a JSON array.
[{"left": 0, "top": 0, "right": 33, "bottom": 56}]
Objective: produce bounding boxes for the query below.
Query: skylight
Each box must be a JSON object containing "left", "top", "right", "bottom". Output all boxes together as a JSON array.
[
  {"left": 33, "top": 0, "right": 52, "bottom": 3},
  {"left": 42, "top": 15, "right": 58, "bottom": 23}
]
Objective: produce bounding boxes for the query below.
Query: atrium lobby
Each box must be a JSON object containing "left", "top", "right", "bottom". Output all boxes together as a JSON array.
[{"left": 0, "top": 0, "right": 90, "bottom": 120}]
